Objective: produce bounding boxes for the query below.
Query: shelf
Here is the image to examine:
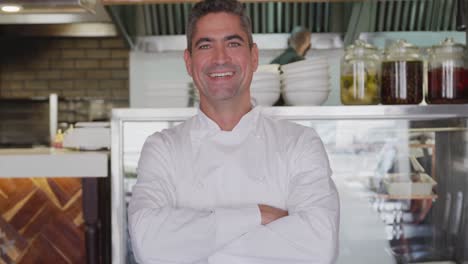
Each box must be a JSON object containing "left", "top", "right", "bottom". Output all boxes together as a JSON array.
[
  {"left": 112, "top": 105, "right": 468, "bottom": 122},
  {"left": 375, "top": 193, "right": 438, "bottom": 201},
  {"left": 103, "top": 0, "right": 355, "bottom": 5}
]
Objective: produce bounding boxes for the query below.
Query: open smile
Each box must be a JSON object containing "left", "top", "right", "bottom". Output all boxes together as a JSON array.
[{"left": 208, "top": 71, "right": 235, "bottom": 81}]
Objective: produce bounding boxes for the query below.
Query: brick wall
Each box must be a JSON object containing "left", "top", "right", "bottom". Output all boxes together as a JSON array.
[{"left": 0, "top": 37, "right": 129, "bottom": 101}]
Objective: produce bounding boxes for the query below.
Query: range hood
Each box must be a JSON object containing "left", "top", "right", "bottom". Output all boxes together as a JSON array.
[
  {"left": 0, "top": 0, "right": 117, "bottom": 37},
  {"left": 0, "top": 0, "right": 111, "bottom": 24},
  {"left": 0, "top": 0, "right": 96, "bottom": 13},
  {"left": 105, "top": 0, "right": 467, "bottom": 48}
]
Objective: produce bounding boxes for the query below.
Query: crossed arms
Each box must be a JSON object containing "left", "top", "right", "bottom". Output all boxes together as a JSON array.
[{"left": 128, "top": 130, "right": 339, "bottom": 264}]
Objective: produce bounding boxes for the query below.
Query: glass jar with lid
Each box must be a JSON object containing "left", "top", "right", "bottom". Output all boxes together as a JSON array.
[
  {"left": 340, "top": 39, "right": 380, "bottom": 105},
  {"left": 427, "top": 38, "right": 468, "bottom": 104},
  {"left": 381, "top": 39, "right": 424, "bottom": 104}
]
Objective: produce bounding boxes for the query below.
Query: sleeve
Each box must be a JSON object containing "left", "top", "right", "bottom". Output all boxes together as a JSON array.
[
  {"left": 128, "top": 133, "right": 261, "bottom": 264},
  {"left": 209, "top": 128, "right": 340, "bottom": 264}
]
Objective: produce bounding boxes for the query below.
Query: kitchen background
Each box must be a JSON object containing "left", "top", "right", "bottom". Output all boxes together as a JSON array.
[{"left": 0, "top": 0, "right": 467, "bottom": 264}]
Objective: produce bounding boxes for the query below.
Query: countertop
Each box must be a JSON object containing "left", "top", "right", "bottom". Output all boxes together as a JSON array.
[{"left": 0, "top": 148, "right": 108, "bottom": 178}]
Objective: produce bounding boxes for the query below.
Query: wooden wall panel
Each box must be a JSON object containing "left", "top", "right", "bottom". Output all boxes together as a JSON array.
[{"left": 0, "top": 178, "right": 85, "bottom": 264}]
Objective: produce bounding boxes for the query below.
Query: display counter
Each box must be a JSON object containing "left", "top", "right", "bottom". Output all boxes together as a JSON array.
[{"left": 112, "top": 105, "right": 468, "bottom": 264}]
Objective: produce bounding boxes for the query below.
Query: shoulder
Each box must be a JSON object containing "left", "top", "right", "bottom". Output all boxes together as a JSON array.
[
  {"left": 142, "top": 116, "right": 195, "bottom": 153},
  {"left": 257, "top": 111, "right": 323, "bottom": 157},
  {"left": 258, "top": 111, "right": 317, "bottom": 141}
]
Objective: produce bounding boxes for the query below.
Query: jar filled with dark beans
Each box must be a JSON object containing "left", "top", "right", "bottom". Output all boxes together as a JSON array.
[
  {"left": 381, "top": 40, "right": 424, "bottom": 105},
  {"left": 427, "top": 38, "right": 468, "bottom": 104}
]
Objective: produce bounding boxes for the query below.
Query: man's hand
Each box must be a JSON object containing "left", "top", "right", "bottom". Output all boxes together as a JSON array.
[{"left": 258, "top": 204, "right": 288, "bottom": 225}]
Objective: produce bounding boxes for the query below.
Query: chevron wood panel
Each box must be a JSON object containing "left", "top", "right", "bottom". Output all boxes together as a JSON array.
[{"left": 0, "top": 178, "right": 85, "bottom": 264}]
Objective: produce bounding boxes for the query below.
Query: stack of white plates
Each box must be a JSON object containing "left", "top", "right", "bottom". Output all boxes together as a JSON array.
[
  {"left": 281, "top": 58, "right": 331, "bottom": 106},
  {"left": 250, "top": 64, "right": 281, "bottom": 106},
  {"left": 141, "top": 80, "right": 193, "bottom": 108}
]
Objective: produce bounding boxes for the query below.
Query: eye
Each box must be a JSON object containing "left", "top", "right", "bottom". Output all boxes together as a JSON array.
[
  {"left": 198, "top": 44, "right": 211, "bottom": 50},
  {"left": 228, "top": 42, "right": 241, "bottom": 48}
]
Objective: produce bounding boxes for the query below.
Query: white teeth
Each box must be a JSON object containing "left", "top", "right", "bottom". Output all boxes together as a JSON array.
[{"left": 210, "top": 72, "right": 233, "bottom": 78}]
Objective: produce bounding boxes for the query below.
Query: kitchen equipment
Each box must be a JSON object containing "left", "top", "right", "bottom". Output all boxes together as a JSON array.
[
  {"left": 280, "top": 57, "right": 330, "bottom": 105},
  {"left": 340, "top": 39, "right": 380, "bottom": 105},
  {"left": 282, "top": 89, "right": 330, "bottom": 106},
  {"left": 427, "top": 38, "right": 468, "bottom": 104},
  {"left": 381, "top": 39, "right": 424, "bottom": 105},
  {"left": 383, "top": 173, "right": 436, "bottom": 197},
  {"left": 63, "top": 122, "right": 110, "bottom": 150},
  {"left": 250, "top": 65, "right": 281, "bottom": 106}
]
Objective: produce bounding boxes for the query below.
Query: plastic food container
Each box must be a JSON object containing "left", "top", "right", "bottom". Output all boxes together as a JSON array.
[{"left": 383, "top": 173, "right": 436, "bottom": 197}]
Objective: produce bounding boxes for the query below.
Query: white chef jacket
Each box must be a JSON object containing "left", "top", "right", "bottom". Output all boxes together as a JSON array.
[{"left": 128, "top": 106, "right": 340, "bottom": 264}]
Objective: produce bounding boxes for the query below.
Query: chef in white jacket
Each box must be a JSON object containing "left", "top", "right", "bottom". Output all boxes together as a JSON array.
[{"left": 128, "top": 0, "right": 340, "bottom": 263}]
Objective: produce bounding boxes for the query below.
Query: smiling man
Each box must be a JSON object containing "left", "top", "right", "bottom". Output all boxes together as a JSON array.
[{"left": 128, "top": 0, "right": 339, "bottom": 263}]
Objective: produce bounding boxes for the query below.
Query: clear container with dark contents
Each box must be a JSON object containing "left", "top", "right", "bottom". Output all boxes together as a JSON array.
[
  {"left": 340, "top": 40, "right": 381, "bottom": 105},
  {"left": 427, "top": 38, "right": 468, "bottom": 104},
  {"left": 381, "top": 40, "right": 424, "bottom": 105}
]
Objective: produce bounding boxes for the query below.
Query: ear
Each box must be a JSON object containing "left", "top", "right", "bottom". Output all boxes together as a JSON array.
[
  {"left": 251, "top": 43, "right": 259, "bottom": 72},
  {"left": 183, "top": 49, "right": 193, "bottom": 77}
]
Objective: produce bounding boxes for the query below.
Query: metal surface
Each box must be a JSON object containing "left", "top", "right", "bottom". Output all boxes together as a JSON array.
[
  {"left": 0, "top": 0, "right": 110, "bottom": 25},
  {"left": 0, "top": 0, "right": 96, "bottom": 13},
  {"left": 0, "top": 23, "right": 117, "bottom": 37},
  {"left": 49, "top": 94, "right": 58, "bottom": 144},
  {"left": 113, "top": 105, "right": 468, "bottom": 121},
  {"left": 111, "top": 118, "right": 125, "bottom": 264},
  {"left": 106, "top": 1, "right": 462, "bottom": 46}
]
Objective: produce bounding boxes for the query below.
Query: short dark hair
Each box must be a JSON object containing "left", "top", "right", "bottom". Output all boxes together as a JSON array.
[
  {"left": 186, "top": 0, "right": 253, "bottom": 53},
  {"left": 288, "top": 26, "right": 311, "bottom": 50}
]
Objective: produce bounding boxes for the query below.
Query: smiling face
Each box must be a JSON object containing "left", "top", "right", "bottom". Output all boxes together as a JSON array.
[{"left": 184, "top": 12, "right": 259, "bottom": 108}]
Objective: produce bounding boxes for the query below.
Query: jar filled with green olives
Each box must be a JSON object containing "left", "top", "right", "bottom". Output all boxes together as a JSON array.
[
  {"left": 381, "top": 39, "right": 424, "bottom": 104},
  {"left": 340, "top": 39, "right": 381, "bottom": 105}
]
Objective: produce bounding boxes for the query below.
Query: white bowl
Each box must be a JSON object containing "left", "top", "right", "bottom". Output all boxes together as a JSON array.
[
  {"left": 256, "top": 64, "right": 280, "bottom": 73},
  {"left": 281, "top": 59, "right": 328, "bottom": 72},
  {"left": 251, "top": 81, "right": 281, "bottom": 91},
  {"left": 251, "top": 85, "right": 281, "bottom": 92},
  {"left": 282, "top": 77, "right": 329, "bottom": 88},
  {"left": 281, "top": 68, "right": 329, "bottom": 80},
  {"left": 281, "top": 64, "right": 328, "bottom": 75},
  {"left": 251, "top": 90, "right": 280, "bottom": 106},
  {"left": 282, "top": 90, "right": 330, "bottom": 106},
  {"left": 253, "top": 72, "right": 280, "bottom": 82},
  {"left": 252, "top": 78, "right": 280, "bottom": 86},
  {"left": 282, "top": 84, "right": 330, "bottom": 92}
]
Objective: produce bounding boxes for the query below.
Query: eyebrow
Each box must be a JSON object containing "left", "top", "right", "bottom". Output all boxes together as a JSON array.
[
  {"left": 194, "top": 37, "right": 212, "bottom": 48},
  {"left": 225, "top": 34, "right": 245, "bottom": 43},
  {"left": 193, "top": 34, "right": 246, "bottom": 48}
]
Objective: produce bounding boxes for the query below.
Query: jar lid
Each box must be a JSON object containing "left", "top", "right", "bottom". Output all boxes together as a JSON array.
[
  {"left": 431, "top": 37, "right": 466, "bottom": 53},
  {"left": 384, "top": 39, "right": 421, "bottom": 60},
  {"left": 345, "top": 39, "right": 379, "bottom": 60},
  {"left": 346, "top": 39, "right": 377, "bottom": 53}
]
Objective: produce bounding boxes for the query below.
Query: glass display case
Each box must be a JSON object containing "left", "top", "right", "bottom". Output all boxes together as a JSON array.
[{"left": 111, "top": 105, "right": 468, "bottom": 264}]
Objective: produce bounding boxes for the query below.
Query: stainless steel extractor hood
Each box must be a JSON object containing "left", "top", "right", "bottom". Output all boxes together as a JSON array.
[
  {"left": 0, "top": 0, "right": 96, "bottom": 13},
  {"left": 0, "top": 0, "right": 117, "bottom": 37},
  {"left": 0, "top": 0, "right": 111, "bottom": 24}
]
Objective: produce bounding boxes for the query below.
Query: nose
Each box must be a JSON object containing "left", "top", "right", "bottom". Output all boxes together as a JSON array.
[{"left": 213, "top": 45, "right": 231, "bottom": 65}]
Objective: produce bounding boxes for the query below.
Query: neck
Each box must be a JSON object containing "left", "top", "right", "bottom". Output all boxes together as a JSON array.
[{"left": 199, "top": 96, "right": 252, "bottom": 131}]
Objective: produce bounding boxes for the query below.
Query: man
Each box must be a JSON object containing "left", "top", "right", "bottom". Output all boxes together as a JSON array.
[
  {"left": 271, "top": 26, "right": 312, "bottom": 65},
  {"left": 128, "top": 0, "right": 339, "bottom": 263}
]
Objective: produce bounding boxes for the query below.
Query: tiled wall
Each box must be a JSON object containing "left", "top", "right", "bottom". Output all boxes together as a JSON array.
[{"left": 0, "top": 37, "right": 129, "bottom": 101}]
